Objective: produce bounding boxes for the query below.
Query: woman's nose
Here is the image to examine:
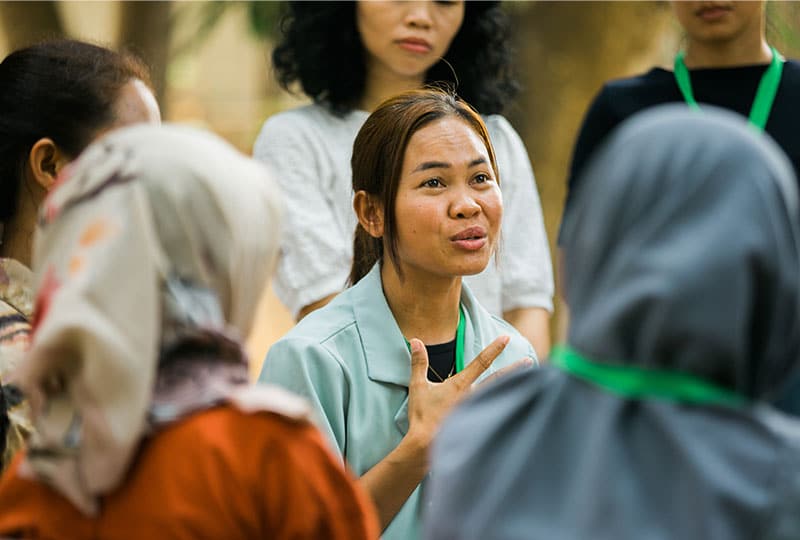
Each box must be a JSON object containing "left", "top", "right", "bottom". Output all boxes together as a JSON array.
[
  {"left": 404, "top": 1, "right": 433, "bottom": 29},
  {"left": 451, "top": 193, "right": 481, "bottom": 219}
]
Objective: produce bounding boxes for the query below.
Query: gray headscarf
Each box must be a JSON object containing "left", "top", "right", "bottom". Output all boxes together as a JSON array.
[
  {"left": 561, "top": 105, "right": 800, "bottom": 400},
  {"left": 424, "top": 106, "right": 800, "bottom": 540}
]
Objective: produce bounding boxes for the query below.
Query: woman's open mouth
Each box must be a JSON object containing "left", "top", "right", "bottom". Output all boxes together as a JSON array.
[{"left": 450, "top": 227, "right": 488, "bottom": 251}]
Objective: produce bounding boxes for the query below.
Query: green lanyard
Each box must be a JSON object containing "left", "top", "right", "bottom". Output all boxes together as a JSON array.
[
  {"left": 673, "top": 46, "right": 784, "bottom": 131},
  {"left": 550, "top": 345, "right": 746, "bottom": 408},
  {"left": 404, "top": 304, "right": 466, "bottom": 374}
]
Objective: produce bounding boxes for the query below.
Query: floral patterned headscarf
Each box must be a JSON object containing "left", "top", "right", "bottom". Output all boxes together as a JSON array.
[{"left": 14, "top": 124, "right": 283, "bottom": 514}]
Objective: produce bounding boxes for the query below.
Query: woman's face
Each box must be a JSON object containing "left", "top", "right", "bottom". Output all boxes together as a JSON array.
[
  {"left": 357, "top": 1, "right": 465, "bottom": 83},
  {"left": 391, "top": 116, "right": 502, "bottom": 280},
  {"left": 672, "top": 1, "right": 764, "bottom": 45}
]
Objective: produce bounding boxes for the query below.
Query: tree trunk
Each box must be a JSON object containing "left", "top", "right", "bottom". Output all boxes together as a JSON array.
[
  {"left": 0, "top": 1, "right": 62, "bottom": 50},
  {"left": 117, "top": 1, "right": 173, "bottom": 109},
  {"left": 767, "top": 1, "right": 800, "bottom": 58},
  {"left": 508, "top": 1, "right": 677, "bottom": 341}
]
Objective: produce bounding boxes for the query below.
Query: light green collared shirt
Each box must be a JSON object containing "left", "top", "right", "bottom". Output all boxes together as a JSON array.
[{"left": 261, "top": 264, "right": 537, "bottom": 540}]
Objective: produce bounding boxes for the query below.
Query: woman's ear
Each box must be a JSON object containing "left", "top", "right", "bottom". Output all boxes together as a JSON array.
[
  {"left": 28, "top": 138, "right": 69, "bottom": 191},
  {"left": 353, "top": 190, "right": 384, "bottom": 238}
]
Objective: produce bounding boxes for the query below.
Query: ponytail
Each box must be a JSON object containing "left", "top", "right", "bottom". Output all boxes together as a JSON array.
[{"left": 348, "top": 224, "right": 383, "bottom": 286}]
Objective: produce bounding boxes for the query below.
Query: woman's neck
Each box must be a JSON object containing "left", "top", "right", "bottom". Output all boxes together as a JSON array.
[
  {"left": 1, "top": 177, "right": 43, "bottom": 268},
  {"left": 380, "top": 259, "right": 461, "bottom": 345},
  {"left": 358, "top": 63, "right": 425, "bottom": 112},
  {"left": 683, "top": 35, "right": 771, "bottom": 69}
]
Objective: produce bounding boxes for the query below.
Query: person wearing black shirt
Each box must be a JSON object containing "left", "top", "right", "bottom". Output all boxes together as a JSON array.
[{"left": 564, "top": 1, "right": 800, "bottom": 217}]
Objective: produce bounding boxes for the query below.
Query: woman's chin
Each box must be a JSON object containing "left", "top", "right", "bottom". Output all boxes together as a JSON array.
[{"left": 448, "top": 257, "right": 492, "bottom": 277}]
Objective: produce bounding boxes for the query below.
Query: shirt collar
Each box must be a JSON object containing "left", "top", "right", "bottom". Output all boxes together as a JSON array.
[{"left": 350, "top": 263, "right": 496, "bottom": 387}]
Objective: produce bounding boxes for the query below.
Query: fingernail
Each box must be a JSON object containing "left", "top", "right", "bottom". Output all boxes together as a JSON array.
[
  {"left": 410, "top": 339, "right": 422, "bottom": 352},
  {"left": 501, "top": 335, "right": 510, "bottom": 345}
]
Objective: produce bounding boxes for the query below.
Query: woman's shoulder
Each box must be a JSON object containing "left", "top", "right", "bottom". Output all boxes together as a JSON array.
[
  {"left": 575, "top": 68, "right": 674, "bottom": 136},
  {"left": 782, "top": 59, "right": 800, "bottom": 82},
  {"left": 480, "top": 114, "right": 534, "bottom": 182},
  {"left": 482, "top": 114, "right": 520, "bottom": 146},
  {"left": 253, "top": 103, "right": 366, "bottom": 160},
  {"left": 601, "top": 67, "right": 673, "bottom": 94},
  {"left": 0, "top": 259, "right": 34, "bottom": 320},
  {"left": 462, "top": 287, "right": 537, "bottom": 361},
  {"left": 255, "top": 104, "right": 331, "bottom": 143},
  {"left": 489, "top": 314, "right": 538, "bottom": 361},
  {"left": 272, "top": 290, "right": 360, "bottom": 351},
  {"left": 256, "top": 103, "right": 366, "bottom": 137}
]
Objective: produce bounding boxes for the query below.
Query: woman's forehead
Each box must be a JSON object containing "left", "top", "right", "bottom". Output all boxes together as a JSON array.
[{"left": 403, "top": 117, "right": 489, "bottom": 170}]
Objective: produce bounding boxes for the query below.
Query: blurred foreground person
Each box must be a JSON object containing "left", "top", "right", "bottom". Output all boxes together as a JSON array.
[
  {"left": 425, "top": 106, "right": 800, "bottom": 540},
  {"left": 0, "top": 125, "right": 378, "bottom": 540},
  {"left": 0, "top": 38, "right": 160, "bottom": 472}
]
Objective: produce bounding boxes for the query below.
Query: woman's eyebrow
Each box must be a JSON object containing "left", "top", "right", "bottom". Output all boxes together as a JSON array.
[
  {"left": 413, "top": 160, "right": 450, "bottom": 172},
  {"left": 468, "top": 157, "right": 487, "bottom": 168},
  {"left": 412, "top": 156, "right": 487, "bottom": 173}
]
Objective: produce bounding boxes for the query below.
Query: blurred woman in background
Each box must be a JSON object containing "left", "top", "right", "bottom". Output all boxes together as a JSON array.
[
  {"left": 0, "top": 38, "right": 160, "bottom": 471},
  {"left": 564, "top": 0, "right": 800, "bottom": 213}
]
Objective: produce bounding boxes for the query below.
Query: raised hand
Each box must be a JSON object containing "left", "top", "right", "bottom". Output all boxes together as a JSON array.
[
  {"left": 406, "top": 335, "right": 509, "bottom": 449},
  {"left": 359, "top": 334, "right": 513, "bottom": 529}
]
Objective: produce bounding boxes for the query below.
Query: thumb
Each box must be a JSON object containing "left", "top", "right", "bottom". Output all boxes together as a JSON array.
[{"left": 409, "top": 338, "right": 430, "bottom": 385}]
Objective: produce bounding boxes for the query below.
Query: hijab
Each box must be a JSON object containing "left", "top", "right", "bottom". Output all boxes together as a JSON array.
[
  {"left": 561, "top": 105, "right": 800, "bottom": 400},
  {"left": 14, "top": 124, "right": 284, "bottom": 514}
]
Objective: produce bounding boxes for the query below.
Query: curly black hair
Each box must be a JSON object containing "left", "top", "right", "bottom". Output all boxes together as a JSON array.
[{"left": 272, "top": 1, "right": 519, "bottom": 116}]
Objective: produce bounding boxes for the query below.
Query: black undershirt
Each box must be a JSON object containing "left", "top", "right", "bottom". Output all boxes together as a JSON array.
[{"left": 426, "top": 338, "right": 456, "bottom": 382}]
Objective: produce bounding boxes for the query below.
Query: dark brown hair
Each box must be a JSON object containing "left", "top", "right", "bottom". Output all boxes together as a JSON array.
[
  {"left": 348, "top": 88, "right": 499, "bottom": 285},
  {"left": 0, "top": 39, "right": 152, "bottom": 222}
]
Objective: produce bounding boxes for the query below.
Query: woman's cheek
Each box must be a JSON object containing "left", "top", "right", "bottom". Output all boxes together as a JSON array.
[{"left": 486, "top": 190, "right": 504, "bottom": 232}]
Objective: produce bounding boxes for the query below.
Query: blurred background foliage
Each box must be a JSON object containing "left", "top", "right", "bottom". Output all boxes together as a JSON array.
[{"left": 0, "top": 1, "right": 797, "bottom": 372}]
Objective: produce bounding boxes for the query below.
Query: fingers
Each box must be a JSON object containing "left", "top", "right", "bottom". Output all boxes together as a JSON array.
[
  {"left": 456, "top": 335, "right": 510, "bottom": 386},
  {"left": 408, "top": 338, "right": 430, "bottom": 386},
  {"left": 480, "top": 357, "right": 534, "bottom": 386}
]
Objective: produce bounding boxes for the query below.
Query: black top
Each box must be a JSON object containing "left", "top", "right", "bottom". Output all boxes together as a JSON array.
[
  {"left": 426, "top": 338, "right": 456, "bottom": 382},
  {"left": 562, "top": 60, "right": 800, "bottom": 237}
]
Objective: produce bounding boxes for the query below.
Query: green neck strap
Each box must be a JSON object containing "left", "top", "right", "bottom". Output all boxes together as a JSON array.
[
  {"left": 404, "top": 304, "right": 466, "bottom": 375},
  {"left": 674, "top": 46, "right": 784, "bottom": 131},
  {"left": 550, "top": 345, "right": 746, "bottom": 408}
]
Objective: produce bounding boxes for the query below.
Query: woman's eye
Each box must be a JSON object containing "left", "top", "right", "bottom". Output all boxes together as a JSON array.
[
  {"left": 422, "top": 178, "right": 443, "bottom": 188},
  {"left": 473, "top": 173, "right": 491, "bottom": 184}
]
